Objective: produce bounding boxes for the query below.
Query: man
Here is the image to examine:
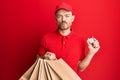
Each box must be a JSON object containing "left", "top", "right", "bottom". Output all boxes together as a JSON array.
[{"left": 39, "top": 2, "right": 100, "bottom": 75}]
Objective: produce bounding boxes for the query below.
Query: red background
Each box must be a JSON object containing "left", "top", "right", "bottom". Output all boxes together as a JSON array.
[{"left": 0, "top": 0, "right": 120, "bottom": 80}]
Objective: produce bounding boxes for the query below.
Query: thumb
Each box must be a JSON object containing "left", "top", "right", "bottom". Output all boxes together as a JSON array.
[{"left": 87, "top": 38, "right": 93, "bottom": 47}]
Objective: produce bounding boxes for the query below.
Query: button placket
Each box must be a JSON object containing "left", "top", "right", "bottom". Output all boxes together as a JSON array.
[{"left": 62, "top": 37, "right": 66, "bottom": 48}]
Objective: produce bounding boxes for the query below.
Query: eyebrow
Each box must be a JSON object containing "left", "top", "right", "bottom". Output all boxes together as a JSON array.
[{"left": 56, "top": 13, "right": 71, "bottom": 16}]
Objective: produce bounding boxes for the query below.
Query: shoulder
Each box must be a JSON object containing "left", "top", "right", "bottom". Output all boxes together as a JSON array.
[
  {"left": 41, "top": 31, "right": 57, "bottom": 40},
  {"left": 44, "top": 31, "right": 57, "bottom": 37},
  {"left": 71, "top": 31, "right": 87, "bottom": 44},
  {"left": 72, "top": 31, "right": 84, "bottom": 40}
]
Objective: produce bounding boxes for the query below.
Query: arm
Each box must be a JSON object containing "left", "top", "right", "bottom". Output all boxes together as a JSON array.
[
  {"left": 78, "top": 38, "right": 100, "bottom": 72},
  {"left": 39, "top": 36, "right": 56, "bottom": 60}
]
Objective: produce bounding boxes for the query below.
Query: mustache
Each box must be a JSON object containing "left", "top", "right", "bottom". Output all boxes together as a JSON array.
[{"left": 62, "top": 21, "right": 67, "bottom": 24}]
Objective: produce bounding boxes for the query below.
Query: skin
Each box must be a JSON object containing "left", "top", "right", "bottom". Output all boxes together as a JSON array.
[{"left": 44, "top": 9, "right": 100, "bottom": 72}]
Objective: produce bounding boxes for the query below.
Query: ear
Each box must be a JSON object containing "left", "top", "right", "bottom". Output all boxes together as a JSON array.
[{"left": 72, "top": 15, "right": 75, "bottom": 22}]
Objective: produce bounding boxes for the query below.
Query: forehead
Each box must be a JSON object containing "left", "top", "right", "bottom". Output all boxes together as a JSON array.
[{"left": 56, "top": 9, "right": 72, "bottom": 15}]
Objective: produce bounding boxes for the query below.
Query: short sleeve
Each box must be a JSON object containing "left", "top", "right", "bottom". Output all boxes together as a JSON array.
[
  {"left": 79, "top": 36, "right": 86, "bottom": 61},
  {"left": 39, "top": 36, "right": 47, "bottom": 56}
]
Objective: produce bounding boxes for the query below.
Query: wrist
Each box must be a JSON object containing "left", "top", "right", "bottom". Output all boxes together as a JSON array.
[{"left": 87, "top": 50, "right": 95, "bottom": 57}]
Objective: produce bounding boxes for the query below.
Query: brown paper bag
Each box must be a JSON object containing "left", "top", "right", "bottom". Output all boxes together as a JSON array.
[
  {"left": 38, "top": 59, "right": 46, "bottom": 80},
  {"left": 44, "top": 60, "right": 61, "bottom": 80},
  {"left": 47, "top": 64, "right": 61, "bottom": 80},
  {"left": 19, "top": 59, "right": 38, "bottom": 80},
  {"left": 29, "top": 59, "right": 40, "bottom": 80},
  {"left": 19, "top": 58, "right": 82, "bottom": 80},
  {"left": 46, "top": 59, "right": 81, "bottom": 80}
]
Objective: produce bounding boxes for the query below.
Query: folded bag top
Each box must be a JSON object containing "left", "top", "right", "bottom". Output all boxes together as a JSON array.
[{"left": 19, "top": 58, "right": 82, "bottom": 80}]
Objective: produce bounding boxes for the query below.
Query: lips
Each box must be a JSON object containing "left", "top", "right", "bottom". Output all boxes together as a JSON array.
[
  {"left": 61, "top": 22, "right": 67, "bottom": 25},
  {"left": 62, "top": 23, "right": 67, "bottom": 24}
]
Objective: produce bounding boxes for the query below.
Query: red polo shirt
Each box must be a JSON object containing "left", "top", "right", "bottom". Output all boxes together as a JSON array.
[{"left": 39, "top": 30, "right": 85, "bottom": 73}]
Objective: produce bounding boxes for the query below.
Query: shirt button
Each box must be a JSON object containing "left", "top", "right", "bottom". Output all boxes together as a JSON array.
[{"left": 63, "top": 41, "right": 65, "bottom": 45}]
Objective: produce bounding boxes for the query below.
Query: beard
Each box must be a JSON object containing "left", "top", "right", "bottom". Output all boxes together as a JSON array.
[{"left": 58, "top": 22, "right": 71, "bottom": 30}]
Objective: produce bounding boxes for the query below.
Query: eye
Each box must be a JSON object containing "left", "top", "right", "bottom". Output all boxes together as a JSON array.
[
  {"left": 65, "top": 14, "right": 70, "bottom": 17},
  {"left": 56, "top": 15, "right": 61, "bottom": 18}
]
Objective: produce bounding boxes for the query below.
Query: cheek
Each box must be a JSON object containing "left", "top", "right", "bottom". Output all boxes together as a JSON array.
[
  {"left": 67, "top": 19, "right": 73, "bottom": 23},
  {"left": 56, "top": 20, "right": 61, "bottom": 25},
  {"left": 56, "top": 19, "right": 60, "bottom": 24},
  {"left": 71, "top": 18, "right": 74, "bottom": 22},
  {"left": 56, "top": 18, "right": 61, "bottom": 23},
  {"left": 71, "top": 17, "right": 74, "bottom": 22},
  {"left": 67, "top": 17, "right": 73, "bottom": 22}
]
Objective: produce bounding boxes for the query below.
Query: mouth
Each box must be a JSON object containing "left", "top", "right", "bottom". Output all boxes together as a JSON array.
[
  {"left": 62, "top": 23, "right": 66, "bottom": 25},
  {"left": 61, "top": 23, "right": 67, "bottom": 27},
  {"left": 61, "top": 22, "right": 67, "bottom": 25}
]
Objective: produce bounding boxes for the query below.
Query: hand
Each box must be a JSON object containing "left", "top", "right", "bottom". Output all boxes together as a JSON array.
[
  {"left": 44, "top": 52, "right": 57, "bottom": 60},
  {"left": 87, "top": 38, "right": 100, "bottom": 55}
]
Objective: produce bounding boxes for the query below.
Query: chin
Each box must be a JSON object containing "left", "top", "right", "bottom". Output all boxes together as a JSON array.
[
  {"left": 60, "top": 28, "right": 69, "bottom": 30},
  {"left": 58, "top": 25, "right": 70, "bottom": 30}
]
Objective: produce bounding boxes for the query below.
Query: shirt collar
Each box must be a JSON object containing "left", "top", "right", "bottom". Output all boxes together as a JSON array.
[{"left": 55, "top": 29, "right": 74, "bottom": 39}]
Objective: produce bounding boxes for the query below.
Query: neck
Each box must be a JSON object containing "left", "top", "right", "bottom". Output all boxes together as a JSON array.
[{"left": 58, "top": 29, "right": 71, "bottom": 36}]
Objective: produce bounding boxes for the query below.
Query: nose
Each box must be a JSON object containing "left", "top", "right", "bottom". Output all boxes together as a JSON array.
[{"left": 62, "top": 16, "right": 66, "bottom": 21}]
